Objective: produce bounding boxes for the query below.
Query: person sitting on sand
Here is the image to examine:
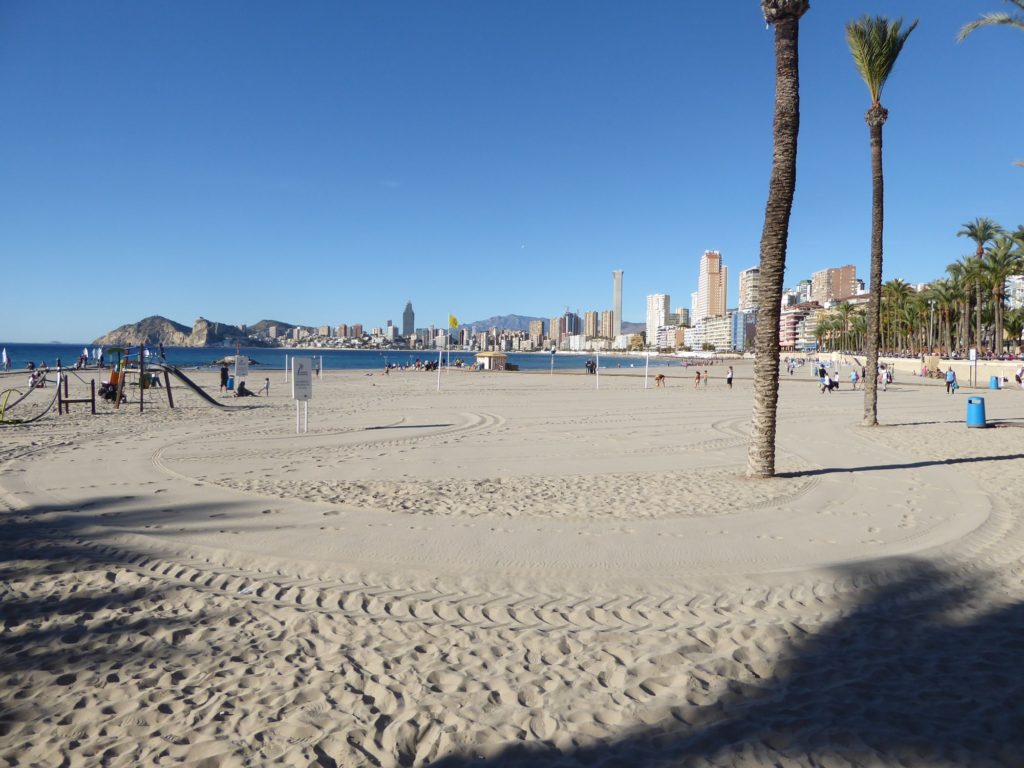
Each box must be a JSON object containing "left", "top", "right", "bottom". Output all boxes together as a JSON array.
[{"left": 235, "top": 380, "right": 257, "bottom": 397}]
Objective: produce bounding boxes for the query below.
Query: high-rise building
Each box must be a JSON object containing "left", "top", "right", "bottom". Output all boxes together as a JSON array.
[
  {"left": 350, "top": 323, "right": 363, "bottom": 339},
  {"left": 612, "top": 271, "right": 624, "bottom": 338},
  {"left": 402, "top": 302, "right": 414, "bottom": 337},
  {"left": 336, "top": 324, "right": 348, "bottom": 338},
  {"left": 549, "top": 316, "right": 563, "bottom": 345},
  {"left": 599, "top": 310, "right": 615, "bottom": 339},
  {"left": 674, "top": 307, "right": 691, "bottom": 327},
  {"left": 563, "top": 310, "right": 581, "bottom": 336},
  {"left": 694, "top": 250, "right": 728, "bottom": 321},
  {"left": 811, "top": 265, "right": 858, "bottom": 303},
  {"left": 738, "top": 267, "right": 760, "bottom": 310},
  {"left": 646, "top": 294, "right": 670, "bottom": 347},
  {"left": 583, "top": 311, "right": 599, "bottom": 339},
  {"left": 529, "top": 319, "right": 545, "bottom": 346}
]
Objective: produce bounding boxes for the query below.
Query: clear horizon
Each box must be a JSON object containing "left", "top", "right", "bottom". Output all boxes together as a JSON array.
[{"left": 2, "top": 1, "right": 1021, "bottom": 343}]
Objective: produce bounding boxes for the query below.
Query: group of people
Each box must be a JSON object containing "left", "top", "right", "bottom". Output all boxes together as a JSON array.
[{"left": 219, "top": 364, "right": 269, "bottom": 397}]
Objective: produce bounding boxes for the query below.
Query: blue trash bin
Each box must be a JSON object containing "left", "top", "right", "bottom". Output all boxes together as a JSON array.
[
  {"left": 966, "top": 396, "right": 987, "bottom": 428},
  {"left": 989, "top": 375, "right": 1000, "bottom": 390},
  {"left": 227, "top": 375, "right": 235, "bottom": 391}
]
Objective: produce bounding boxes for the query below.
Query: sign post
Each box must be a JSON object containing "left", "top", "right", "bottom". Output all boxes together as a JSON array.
[
  {"left": 550, "top": 348, "right": 556, "bottom": 375},
  {"left": 291, "top": 356, "right": 312, "bottom": 433},
  {"left": 644, "top": 351, "right": 650, "bottom": 389},
  {"left": 234, "top": 355, "right": 250, "bottom": 386},
  {"left": 595, "top": 349, "right": 600, "bottom": 390},
  {"left": 969, "top": 347, "right": 977, "bottom": 387}
]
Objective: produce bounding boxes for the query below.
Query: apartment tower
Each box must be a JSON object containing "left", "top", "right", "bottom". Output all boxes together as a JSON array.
[
  {"left": 738, "top": 267, "right": 760, "bottom": 310},
  {"left": 646, "top": 294, "right": 670, "bottom": 347},
  {"left": 694, "top": 250, "right": 728, "bottom": 321},
  {"left": 612, "top": 270, "right": 623, "bottom": 337},
  {"left": 811, "top": 265, "right": 858, "bottom": 303}
]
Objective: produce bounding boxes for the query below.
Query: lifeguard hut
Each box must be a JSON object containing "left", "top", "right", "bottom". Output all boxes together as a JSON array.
[{"left": 475, "top": 351, "right": 508, "bottom": 371}]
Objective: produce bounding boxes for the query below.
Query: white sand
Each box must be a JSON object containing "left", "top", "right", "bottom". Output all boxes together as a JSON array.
[{"left": 1, "top": 360, "right": 1022, "bottom": 767}]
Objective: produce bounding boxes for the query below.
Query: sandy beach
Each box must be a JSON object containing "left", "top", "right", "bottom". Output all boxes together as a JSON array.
[{"left": 2, "top": 359, "right": 1023, "bottom": 767}]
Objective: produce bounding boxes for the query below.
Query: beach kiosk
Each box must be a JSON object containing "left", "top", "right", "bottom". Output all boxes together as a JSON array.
[{"left": 476, "top": 351, "right": 508, "bottom": 371}]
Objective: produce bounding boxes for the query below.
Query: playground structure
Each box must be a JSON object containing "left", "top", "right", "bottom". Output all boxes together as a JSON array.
[{"left": 1, "top": 346, "right": 252, "bottom": 425}]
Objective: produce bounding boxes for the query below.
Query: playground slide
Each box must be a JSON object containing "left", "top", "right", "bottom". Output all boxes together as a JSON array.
[{"left": 153, "top": 364, "right": 241, "bottom": 409}]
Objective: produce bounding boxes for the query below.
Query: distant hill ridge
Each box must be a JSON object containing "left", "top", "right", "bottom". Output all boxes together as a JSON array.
[
  {"left": 94, "top": 316, "right": 278, "bottom": 347},
  {"left": 94, "top": 314, "right": 643, "bottom": 347}
]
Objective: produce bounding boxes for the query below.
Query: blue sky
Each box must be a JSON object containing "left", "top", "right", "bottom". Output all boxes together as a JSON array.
[{"left": 1, "top": 1, "right": 1021, "bottom": 342}]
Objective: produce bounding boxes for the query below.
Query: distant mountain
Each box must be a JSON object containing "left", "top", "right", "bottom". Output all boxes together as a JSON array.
[
  {"left": 93, "top": 316, "right": 192, "bottom": 347},
  {"left": 93, "top": 316, "right": 252, "bottom": 348},
  {"left": 622, "top": 321, "right": 645, "bottom": 334},
  {"left": 249, "top": 319, "right": 297, "bottom": 335}
]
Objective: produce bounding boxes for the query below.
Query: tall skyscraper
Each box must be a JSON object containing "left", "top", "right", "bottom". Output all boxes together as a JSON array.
[
  {"left": 694, "top": 250, "right": 728, "bottom": 321},
  {"left": 599, "top": 310, "right": 614, "bottom": 339},
  {"left": 811, "top": 265, "right": 858, "bottom": 303},
  {"left": 529, "top": 319, "right": 545, "bottom": 346},
  {"left": 738, "top": 267, "right": 760, "bottom": 310},
  {"left": 549, "top": 316, "right": 563, "bottom": 345},
  {"left": 646, "top": 294, "right": 670, "bottom": 347},
  {"left": 612, "top": 270, "right": 623, "bottom": 337},
  {"left": 402, "top": 302, "right": 415, "bottom": 336},
  {"left": 563, "top": 310, "right": 581, "bottom": 336},
  {"left": 583, "top": 311, "right": 599, "bottom": 339}
]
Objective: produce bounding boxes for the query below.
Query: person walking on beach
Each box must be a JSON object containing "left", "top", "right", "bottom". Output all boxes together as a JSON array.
[
  {"left": 694, "top": 370, "right": 701, "bottom": 389},
  {"left": 726, "top": 366, "right": 733, "bottom": 389},
  {"left": 220, "top": 364, "right": 229, "bottom": 393},
  {"left": 850, "top": 368, "right": 859, "bottom": 390},
  {"left": 945, "top": 367, "right": 957, "bottom": 394},
  {"left": 703, "top": 370, "right": 709, "bottom": 389}
]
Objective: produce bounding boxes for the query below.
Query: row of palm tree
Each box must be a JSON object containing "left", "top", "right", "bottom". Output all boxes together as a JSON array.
[
  {"left": 748, "top": 1, "right": 1018, "bottom": 477},
  {"left": 813, "top": 280, "right": 1024, "bottom": 359}
]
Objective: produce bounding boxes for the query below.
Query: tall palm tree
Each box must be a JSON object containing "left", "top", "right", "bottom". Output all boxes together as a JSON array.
[
  {"left": 982, "top": 235, "right": 1024, "bottom": 353},
  {"left": 928, "top": 280, "right": 958, "bottom": 357},
  {"left": 1005, "top": 307, "right": 1024, "bottom": 352},
  {"left": 850, "top": 311, "right": 867, "bottom": 353},
  {"left": 747, "top": 0, "right": 809, "bottom": 480},
  {"left": 957, "top": 218, "right": 1004, "bottom": 350},
  {"left": 958, "top": 1, "right": 1024, "bottom": 41},
  {"left": 834, "top": 301, "right": 853, "bottom": 350},
  {"left": 945, "top": 259, "right": 970, "bottom": 353},
  {"left": 846, "top": 15, "right": 917, "bottom": 427}
]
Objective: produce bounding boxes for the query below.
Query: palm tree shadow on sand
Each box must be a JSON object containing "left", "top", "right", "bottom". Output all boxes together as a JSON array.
[{"left": 429, "top": 561, "right": 1024, "bottom": 767}]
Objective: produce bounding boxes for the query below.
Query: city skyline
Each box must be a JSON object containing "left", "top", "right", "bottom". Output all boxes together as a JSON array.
[{"left": 1, "top": 2, "right": 1021, "bottom": 343}]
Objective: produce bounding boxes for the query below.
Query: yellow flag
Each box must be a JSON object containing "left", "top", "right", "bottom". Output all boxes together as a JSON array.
[{"left": 448, "top": 314, "right": 458, "bottom": 329}]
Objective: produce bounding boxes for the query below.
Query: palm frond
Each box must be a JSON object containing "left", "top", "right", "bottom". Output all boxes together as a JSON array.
[
  {"left": 846, "top": 16, "right": 918, "bottom": 104},
  {"left": 958, "top": 11, "right": 1024, "bottom": 42}
]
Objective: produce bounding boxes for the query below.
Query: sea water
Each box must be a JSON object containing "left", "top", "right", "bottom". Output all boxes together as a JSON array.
[{"left": 0, "top": 342, "right": 682, "bottom": 373}]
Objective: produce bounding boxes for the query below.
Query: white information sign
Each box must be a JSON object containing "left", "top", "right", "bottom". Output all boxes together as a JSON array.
[
  {"left": 234, "top": 355, "right": 250, "bottom": 380},
  {"left": 292, "top": 357, "right": 313, "bottom": 401},
  {"left": 969, "top": 348, "right": 977, "bottom": 363}
]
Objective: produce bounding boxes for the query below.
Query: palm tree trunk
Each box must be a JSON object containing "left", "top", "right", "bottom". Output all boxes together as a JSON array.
[
  {"left": 863, "top": 107, "right": 886, "bottom": 426},
  {"left": 975, "top": 282, "right": 983, "bottom": 353},
  {"left": 747, "top": 11, "right": 802, "bottom": 479},
  {"left": 995, "top": 289, "right": 1004, "bottom": 354}
]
